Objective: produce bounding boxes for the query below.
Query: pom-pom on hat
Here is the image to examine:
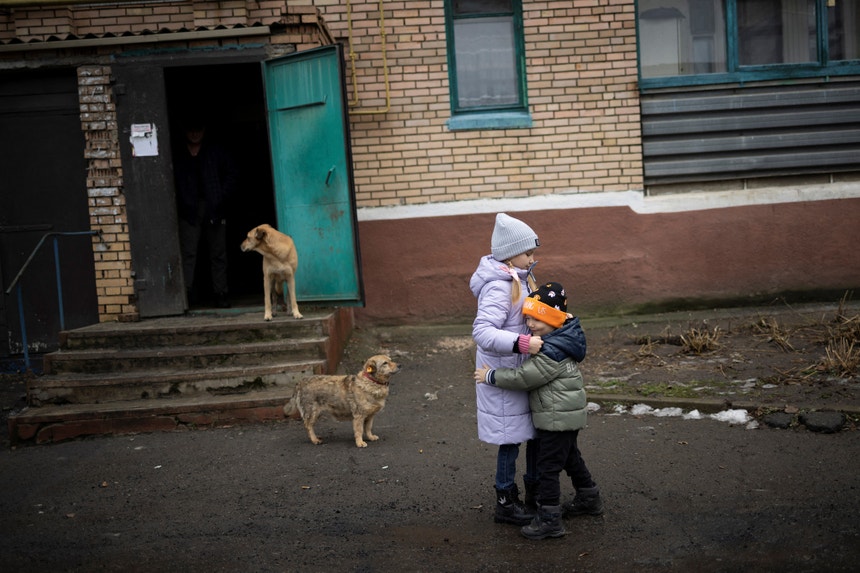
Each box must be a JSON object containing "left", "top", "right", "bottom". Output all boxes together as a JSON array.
[
  {"left": 522, "top": 282, "right": 568, "bottom": 328},
  {"left": 491, "top": 213, "right": 540, "bottom": 261}
]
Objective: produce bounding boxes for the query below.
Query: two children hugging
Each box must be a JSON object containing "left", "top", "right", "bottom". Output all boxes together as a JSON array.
[{"left": 475, "top": 281, "right": 604, "bottom": 540}]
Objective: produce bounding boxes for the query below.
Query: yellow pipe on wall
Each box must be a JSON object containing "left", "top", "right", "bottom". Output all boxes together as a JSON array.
[{"left": 346, "top": 0, "right": 391, "bottom": 115}]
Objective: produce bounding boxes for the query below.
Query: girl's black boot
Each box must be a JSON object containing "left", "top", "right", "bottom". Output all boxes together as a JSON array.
[{"left": 494, "top": 486, "right": 534, "bottom": 525}]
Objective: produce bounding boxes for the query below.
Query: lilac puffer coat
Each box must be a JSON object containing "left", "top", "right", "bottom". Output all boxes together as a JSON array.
[{"left": 469, "top": 255, "right": 537, "bottom": 445}]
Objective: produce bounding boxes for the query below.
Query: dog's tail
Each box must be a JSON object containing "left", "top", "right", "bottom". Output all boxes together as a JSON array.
[{"left": 283, "top": 390, "right": 301, "bottom": 419}]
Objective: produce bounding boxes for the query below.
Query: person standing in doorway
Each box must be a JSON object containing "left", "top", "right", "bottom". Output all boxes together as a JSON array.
[{"left": 173, "top": 114, "right": 239, "bottom": 308}]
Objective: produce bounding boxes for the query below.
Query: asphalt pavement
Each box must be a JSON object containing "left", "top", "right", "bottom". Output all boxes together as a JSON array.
[{"left": 1, "top": 322, "right": 859, "bottom": 572}]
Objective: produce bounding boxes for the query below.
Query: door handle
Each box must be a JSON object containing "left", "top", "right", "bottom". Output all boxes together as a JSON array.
[{"left": 325, "top": 166, "right": 336, "bottom": 186}]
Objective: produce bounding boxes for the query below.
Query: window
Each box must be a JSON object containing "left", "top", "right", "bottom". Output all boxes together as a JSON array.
[
  {"left": 445, "top": 0, "right": 531, "bottom": 130},
  {"left": 829, "top": 0, "right": 860, "bottom": 60},
  {"left": 638, "top": 0, "right": 860, "bottom": 88}
]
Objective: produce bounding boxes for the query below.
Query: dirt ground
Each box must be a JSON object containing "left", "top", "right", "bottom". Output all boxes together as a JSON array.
[
  {"left": 1, "top": 301, "right": 860, "bottom": 572},
  {"left": 580, "top": 299, "right": 860, "bottom": 416},
  {"left": 349, "top": 299, "right": 860, "bottom": 418}
]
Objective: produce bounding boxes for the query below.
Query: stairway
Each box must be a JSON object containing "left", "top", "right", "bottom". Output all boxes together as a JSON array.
[{"left": 7, "top": 307, "right": 354, "bottom": 445}]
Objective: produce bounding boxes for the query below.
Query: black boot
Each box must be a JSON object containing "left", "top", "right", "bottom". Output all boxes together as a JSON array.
[
  {"left": 521, "top": 504, "right": 565, "bottom": 540},
  {"left": 523, "top": 479, "right": 539, "bottom": 511},
  {"left": 562, "top": 485, "right": 604, "bottom": 517},
  {"left": 494, "top": 485, "right": 535, "bottom": 526}
]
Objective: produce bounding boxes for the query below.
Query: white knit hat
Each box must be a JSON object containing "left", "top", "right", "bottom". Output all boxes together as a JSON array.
[{"left": 491, "top": 213, "right": 540, "bottom": 261}]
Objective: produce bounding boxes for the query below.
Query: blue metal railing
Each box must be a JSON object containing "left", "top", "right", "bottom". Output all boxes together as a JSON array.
[{"left": 4, "top": 231, "right": 100, "bottom": 372}]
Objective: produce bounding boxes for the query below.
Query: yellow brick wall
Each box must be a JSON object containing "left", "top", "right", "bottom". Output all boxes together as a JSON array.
[
  {"left": 310, "top": 0, "right": 643, "bottom": 207},
  {"left": 78, "top": 66, "right": 138, "bottom": 322},
  {"left": 3, "top": 0, "right": 643, "bottom": 210}
]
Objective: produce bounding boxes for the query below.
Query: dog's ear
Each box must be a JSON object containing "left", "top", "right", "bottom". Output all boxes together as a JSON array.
[
  {"left": 255, "top": 228, "right": 266, "bottom": 241},
  {"left": 366, "top": 362, "right": 377, "bottom": 376}
]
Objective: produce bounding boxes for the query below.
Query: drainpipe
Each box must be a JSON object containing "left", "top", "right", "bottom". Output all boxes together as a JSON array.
[{"left": 346, "top": 0, "right": 391, "bottom": 115}]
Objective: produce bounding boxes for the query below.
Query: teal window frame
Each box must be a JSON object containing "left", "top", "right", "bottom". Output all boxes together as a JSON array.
[
  {"left": 638, "top": 0, "right": 860, "bottom": 90},
  {"left": 444, "top": 0, "right": 532, "bottom": 130}
]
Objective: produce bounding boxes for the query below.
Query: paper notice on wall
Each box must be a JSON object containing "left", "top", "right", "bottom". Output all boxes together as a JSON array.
[{"left": 130, "top": 123, "right": 158, "bottom": 157}]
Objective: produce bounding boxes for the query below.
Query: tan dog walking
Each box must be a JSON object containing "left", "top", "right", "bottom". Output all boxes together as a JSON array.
[{"left": 284, "top": 355, "right": 400, "bottom": 447}]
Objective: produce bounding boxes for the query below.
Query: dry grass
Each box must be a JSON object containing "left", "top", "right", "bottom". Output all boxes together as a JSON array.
[
  {"left": 752, "top": 316, "right": 795, "bottom": 352},
  {"left": 632, "top": 327, "right": 677, "bottom": 362},
  {"left": 818, "top": 293, "right": 860, "bottom": 376},
  {"left": 741, "top": 292, "right": 860, "bottom": 382},
  {"left": 827, "top": 313, "right": 860, "bottom": 346},
  {"left": 822, "top": 338, "right": 860, "bottom": 377},
  {"left": 636, "top": 336, "right": 657, "bottom": 358},
  {"left": 631, "top": 324, "right": 721, "bottom": 357},
  {"left": 680, "top": 325, "right": 722, "bottom": 355},
  {"left": 622, "top": 293, "right": 859, "bottom": 382},
  {"left": 836, "top": 290, "right": 857, "bottom": 323},
  {"left": 632, "top": 326, "right": 682, "bottom": 347}
]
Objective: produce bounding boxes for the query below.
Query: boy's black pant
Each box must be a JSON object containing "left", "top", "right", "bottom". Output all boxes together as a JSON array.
[{"left": 535, "top": 428, "right": 595, "bottom": 505}]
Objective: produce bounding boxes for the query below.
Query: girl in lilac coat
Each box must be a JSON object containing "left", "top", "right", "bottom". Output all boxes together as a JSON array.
[{"left": 469, "top": 213, "right": 543, "bottom": 526}]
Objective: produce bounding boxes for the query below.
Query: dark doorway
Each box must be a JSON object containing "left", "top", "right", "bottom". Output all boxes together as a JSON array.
[
  {"left": 164, "top": 63, "right": 276, "bottom": 308},
  {"left": 0, "top": 68, "right": 98, "bottom": 369}
]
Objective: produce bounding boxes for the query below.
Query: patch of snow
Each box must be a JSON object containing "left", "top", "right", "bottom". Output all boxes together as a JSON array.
[
  {"left": 608, "top": 402, "right": 754, "bottom": 427},
  {"left": 710, "top": 409, "right": 752, "bottom": 424}
]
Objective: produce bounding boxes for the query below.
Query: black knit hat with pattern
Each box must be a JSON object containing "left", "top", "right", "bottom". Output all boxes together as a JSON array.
[
  {"left": 522, "top": 282, "right": 568, "bottom": 328},
  {"left": 528, "top": 282, "right": 567, "bottom": 312}
]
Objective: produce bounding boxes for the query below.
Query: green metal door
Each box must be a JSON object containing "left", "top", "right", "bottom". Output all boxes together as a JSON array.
[{"left": 263, "top": 45, "right": 364, "bottom": 304}]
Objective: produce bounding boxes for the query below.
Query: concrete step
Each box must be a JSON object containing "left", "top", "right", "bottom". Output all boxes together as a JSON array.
[
  {"left": 43, "top": 338, "right": 327, "bottom": 374},
  {"left": 27, "top": 359, "right": 325, "bottom": 406},
  {"left": 10, "top": 386, "right": 297, "bottom": 445},
  {"left": 58, "top": 312, "right": 327, "bottom": 350},
  {"left": 7, "top": 307, "right": 355, "bottom": 445}
]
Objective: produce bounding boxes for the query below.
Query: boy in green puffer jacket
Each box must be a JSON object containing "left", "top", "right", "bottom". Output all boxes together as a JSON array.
[{"left": 475, "top": 281, "right": 603, "bottom": 540}]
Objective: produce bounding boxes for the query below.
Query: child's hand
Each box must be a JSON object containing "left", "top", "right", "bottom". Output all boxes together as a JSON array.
[
  {"left": 528, "top": 336, "right": 544, "bottom": 355},
  {"left": 474, "top": 365, "right": 490, "bottom": 383}
]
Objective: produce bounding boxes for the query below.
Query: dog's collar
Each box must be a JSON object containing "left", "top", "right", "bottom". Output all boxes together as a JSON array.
[{"left": 361, "top": 371, "right": 388, "bottom": 386}]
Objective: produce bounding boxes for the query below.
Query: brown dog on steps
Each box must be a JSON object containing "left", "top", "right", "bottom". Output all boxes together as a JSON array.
[{"left": 240, "top": 223, "right": 302, "bottom": 321}]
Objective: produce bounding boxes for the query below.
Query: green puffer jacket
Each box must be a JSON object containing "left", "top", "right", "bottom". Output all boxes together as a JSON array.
[{"left": 489, "top": 318, "right": 588, "bottom": 432}]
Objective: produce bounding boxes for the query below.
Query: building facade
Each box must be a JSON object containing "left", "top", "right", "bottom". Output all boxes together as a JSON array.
[{"left": 1, "top": 0, "right": 859, "bottom": 361}]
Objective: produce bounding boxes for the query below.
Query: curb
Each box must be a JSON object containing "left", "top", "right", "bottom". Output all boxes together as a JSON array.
[{"left": 588, "top": 393, "right": 859, "bottom": 433}]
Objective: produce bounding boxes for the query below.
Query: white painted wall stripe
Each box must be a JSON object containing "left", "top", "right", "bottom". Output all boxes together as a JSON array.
[{"left": 357, "top": 183, "right": 860, "bottom": 221}]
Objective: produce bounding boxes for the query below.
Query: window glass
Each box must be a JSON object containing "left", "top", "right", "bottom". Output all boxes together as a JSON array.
[
  {"left": 639, "top": 0, "right": 860, "bottom": 86},
  {"left": 738, "top": 0, "right": 816, "bottom": 65},
  {"left": 454, "top": 16, "right": 519, "bottom": 108},
  {"left": 829, "top": 0, "right": 860, "bottom": 61},
  {"left": 639, "top": 0, "right": 727, "bottom": 78},
  {"left": 454, "top": 0, "right": 511, "bottom": 15}
]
